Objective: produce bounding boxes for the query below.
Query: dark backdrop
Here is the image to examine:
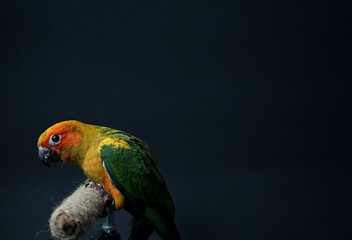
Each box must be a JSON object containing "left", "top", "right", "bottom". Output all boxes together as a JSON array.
[{"left": 0, "top": 1, "right": 351, "bottom": 239}]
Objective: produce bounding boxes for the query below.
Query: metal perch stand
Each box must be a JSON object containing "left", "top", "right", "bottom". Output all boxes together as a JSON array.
[{"left": 91, "top": 205, "right": 120, "bottom": 240}]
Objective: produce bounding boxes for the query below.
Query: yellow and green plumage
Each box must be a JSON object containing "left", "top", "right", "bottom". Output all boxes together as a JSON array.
[{"left": 37, "top": 120, "right": 181, "bottom": 240}]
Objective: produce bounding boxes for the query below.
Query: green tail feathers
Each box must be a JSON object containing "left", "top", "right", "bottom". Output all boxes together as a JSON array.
[
  {"left": 129, "top": 216, "right": 153, "bottom": 240},
  {"left": 144, "top": 206, "right": 181, "bottom": 240}
]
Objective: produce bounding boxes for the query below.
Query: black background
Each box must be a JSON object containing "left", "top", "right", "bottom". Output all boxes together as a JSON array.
[{"left": 1, "top": 0, "right": 351, "bottom": 239}]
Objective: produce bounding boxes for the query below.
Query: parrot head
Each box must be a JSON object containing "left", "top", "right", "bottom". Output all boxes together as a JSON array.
[{"left": 37, "top": 120, "right": 89, "bottom": 167}]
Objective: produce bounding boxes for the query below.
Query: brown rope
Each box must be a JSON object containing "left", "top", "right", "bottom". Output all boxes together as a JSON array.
[{"left": 49, "top": 182, "right": 109, "bottom": 240}]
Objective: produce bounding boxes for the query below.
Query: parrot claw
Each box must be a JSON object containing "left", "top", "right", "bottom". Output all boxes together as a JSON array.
[{"left": 85, "top": 180, "right": 114, "bottom": 218}]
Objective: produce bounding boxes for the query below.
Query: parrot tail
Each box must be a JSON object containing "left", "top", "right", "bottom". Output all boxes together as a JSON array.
[
  {"left": 129, "top": 216, "right": 153, "bottom": 240},
  {"left": 143, "top": 204, "right": 181, "bottom": 240},
  {"left": 123, "top": 191, "right": 181, "bottom": 240}
]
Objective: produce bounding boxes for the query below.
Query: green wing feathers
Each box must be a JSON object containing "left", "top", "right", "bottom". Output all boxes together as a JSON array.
[
  {"left": 99, "top": 134, "right": 175, "bottom": 216},
  {"left": 99, "top": 133, "right": 180, "bottom": 239}
]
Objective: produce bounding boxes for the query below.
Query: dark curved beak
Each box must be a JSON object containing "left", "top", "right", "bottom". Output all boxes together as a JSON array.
[{"left": 38, "top": 146, "right": 61, "bottom": 167}]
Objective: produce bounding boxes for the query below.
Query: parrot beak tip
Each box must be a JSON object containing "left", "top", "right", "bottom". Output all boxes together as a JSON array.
[
  {"left": 41, "top": 160, "right": 51, "bottom": 167},
  {"left": 38, "top": 146, "right": 61, "bottom": 167}
]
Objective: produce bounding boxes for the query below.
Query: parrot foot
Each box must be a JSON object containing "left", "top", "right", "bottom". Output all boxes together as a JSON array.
[{"left": 85, "top": 180, "right": 114, "bottom": 218}]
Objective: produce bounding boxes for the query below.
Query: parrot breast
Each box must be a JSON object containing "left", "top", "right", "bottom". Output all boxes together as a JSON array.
[{"left": 81, "top": 142, "right": 125, "bottom": 210}]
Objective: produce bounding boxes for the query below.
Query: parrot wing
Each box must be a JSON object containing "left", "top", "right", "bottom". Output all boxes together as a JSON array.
[{"left": 99, "top": 137, "right": 181, "bottom": 240}]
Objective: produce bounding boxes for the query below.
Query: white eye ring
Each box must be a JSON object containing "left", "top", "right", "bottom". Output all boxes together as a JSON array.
[{"left": 49, "top": 134, "right": 61, "bottom": 146}]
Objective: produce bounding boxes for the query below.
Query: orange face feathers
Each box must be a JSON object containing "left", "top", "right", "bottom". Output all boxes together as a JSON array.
[
  {"left": 37, "top": 120, "right": 86, "bottom": 164},
  {"left": 38, "top": 121, "right": 82, "bottom": 147}
]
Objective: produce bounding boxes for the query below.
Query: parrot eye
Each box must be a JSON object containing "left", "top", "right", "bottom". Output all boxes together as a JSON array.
[{"left": 49, "top": 134, "right": 61, "bottom": 146}]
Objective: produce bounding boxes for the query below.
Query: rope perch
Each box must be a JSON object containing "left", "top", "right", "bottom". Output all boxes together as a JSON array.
[{"left": 49, "top": 181, "right": 112, "bottom": 240}]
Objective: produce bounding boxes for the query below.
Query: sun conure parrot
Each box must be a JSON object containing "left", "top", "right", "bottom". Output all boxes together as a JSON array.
[{"left": 37, "top": 120, "right": 181, "bottom": 240}]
